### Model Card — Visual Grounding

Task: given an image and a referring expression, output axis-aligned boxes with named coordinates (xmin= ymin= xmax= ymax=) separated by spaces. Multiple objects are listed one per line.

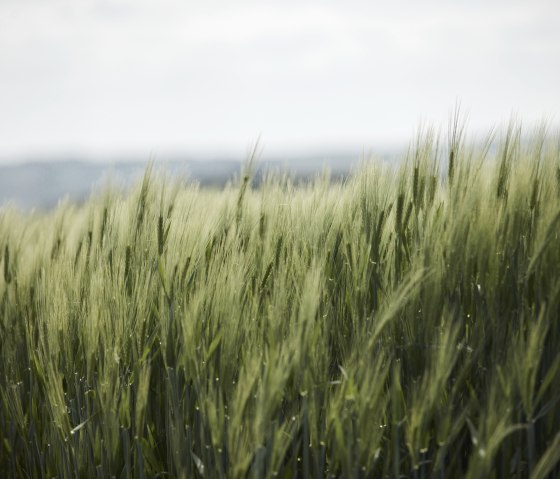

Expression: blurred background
xmin=1 ymin=0 xmax=559 ymax=209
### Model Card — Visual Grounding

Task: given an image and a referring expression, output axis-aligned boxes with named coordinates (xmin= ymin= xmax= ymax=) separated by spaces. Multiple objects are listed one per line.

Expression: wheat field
xmin=1 ymin=122 xmax=560 ymax=478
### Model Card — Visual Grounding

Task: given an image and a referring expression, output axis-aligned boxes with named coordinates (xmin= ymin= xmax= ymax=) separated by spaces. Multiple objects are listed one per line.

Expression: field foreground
xmin=1 ymin=126 xmax=560 ymax=478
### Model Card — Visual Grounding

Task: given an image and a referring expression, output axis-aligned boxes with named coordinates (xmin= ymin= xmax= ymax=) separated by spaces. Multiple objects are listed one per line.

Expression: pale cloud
xmin=0 ymin=0 xmax=559 ymax=159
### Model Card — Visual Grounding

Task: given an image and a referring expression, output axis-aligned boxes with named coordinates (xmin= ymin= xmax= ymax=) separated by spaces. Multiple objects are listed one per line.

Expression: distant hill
xmin=0 ymin=155 xmax=381 ymax=210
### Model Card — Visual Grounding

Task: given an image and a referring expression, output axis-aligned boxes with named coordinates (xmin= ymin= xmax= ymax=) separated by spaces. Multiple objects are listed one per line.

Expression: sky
xmin=1 ymin=0 xmax=559 ymax=162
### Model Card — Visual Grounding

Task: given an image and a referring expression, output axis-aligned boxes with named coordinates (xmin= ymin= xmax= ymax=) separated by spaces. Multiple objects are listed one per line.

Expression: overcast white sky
xmin=1 ymin=0 xmax=559 ymax=161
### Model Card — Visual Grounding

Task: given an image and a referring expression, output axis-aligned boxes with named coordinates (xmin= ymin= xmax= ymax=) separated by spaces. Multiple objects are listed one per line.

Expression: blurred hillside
xmin=0 ymin=155 xmax=374 ymax=210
